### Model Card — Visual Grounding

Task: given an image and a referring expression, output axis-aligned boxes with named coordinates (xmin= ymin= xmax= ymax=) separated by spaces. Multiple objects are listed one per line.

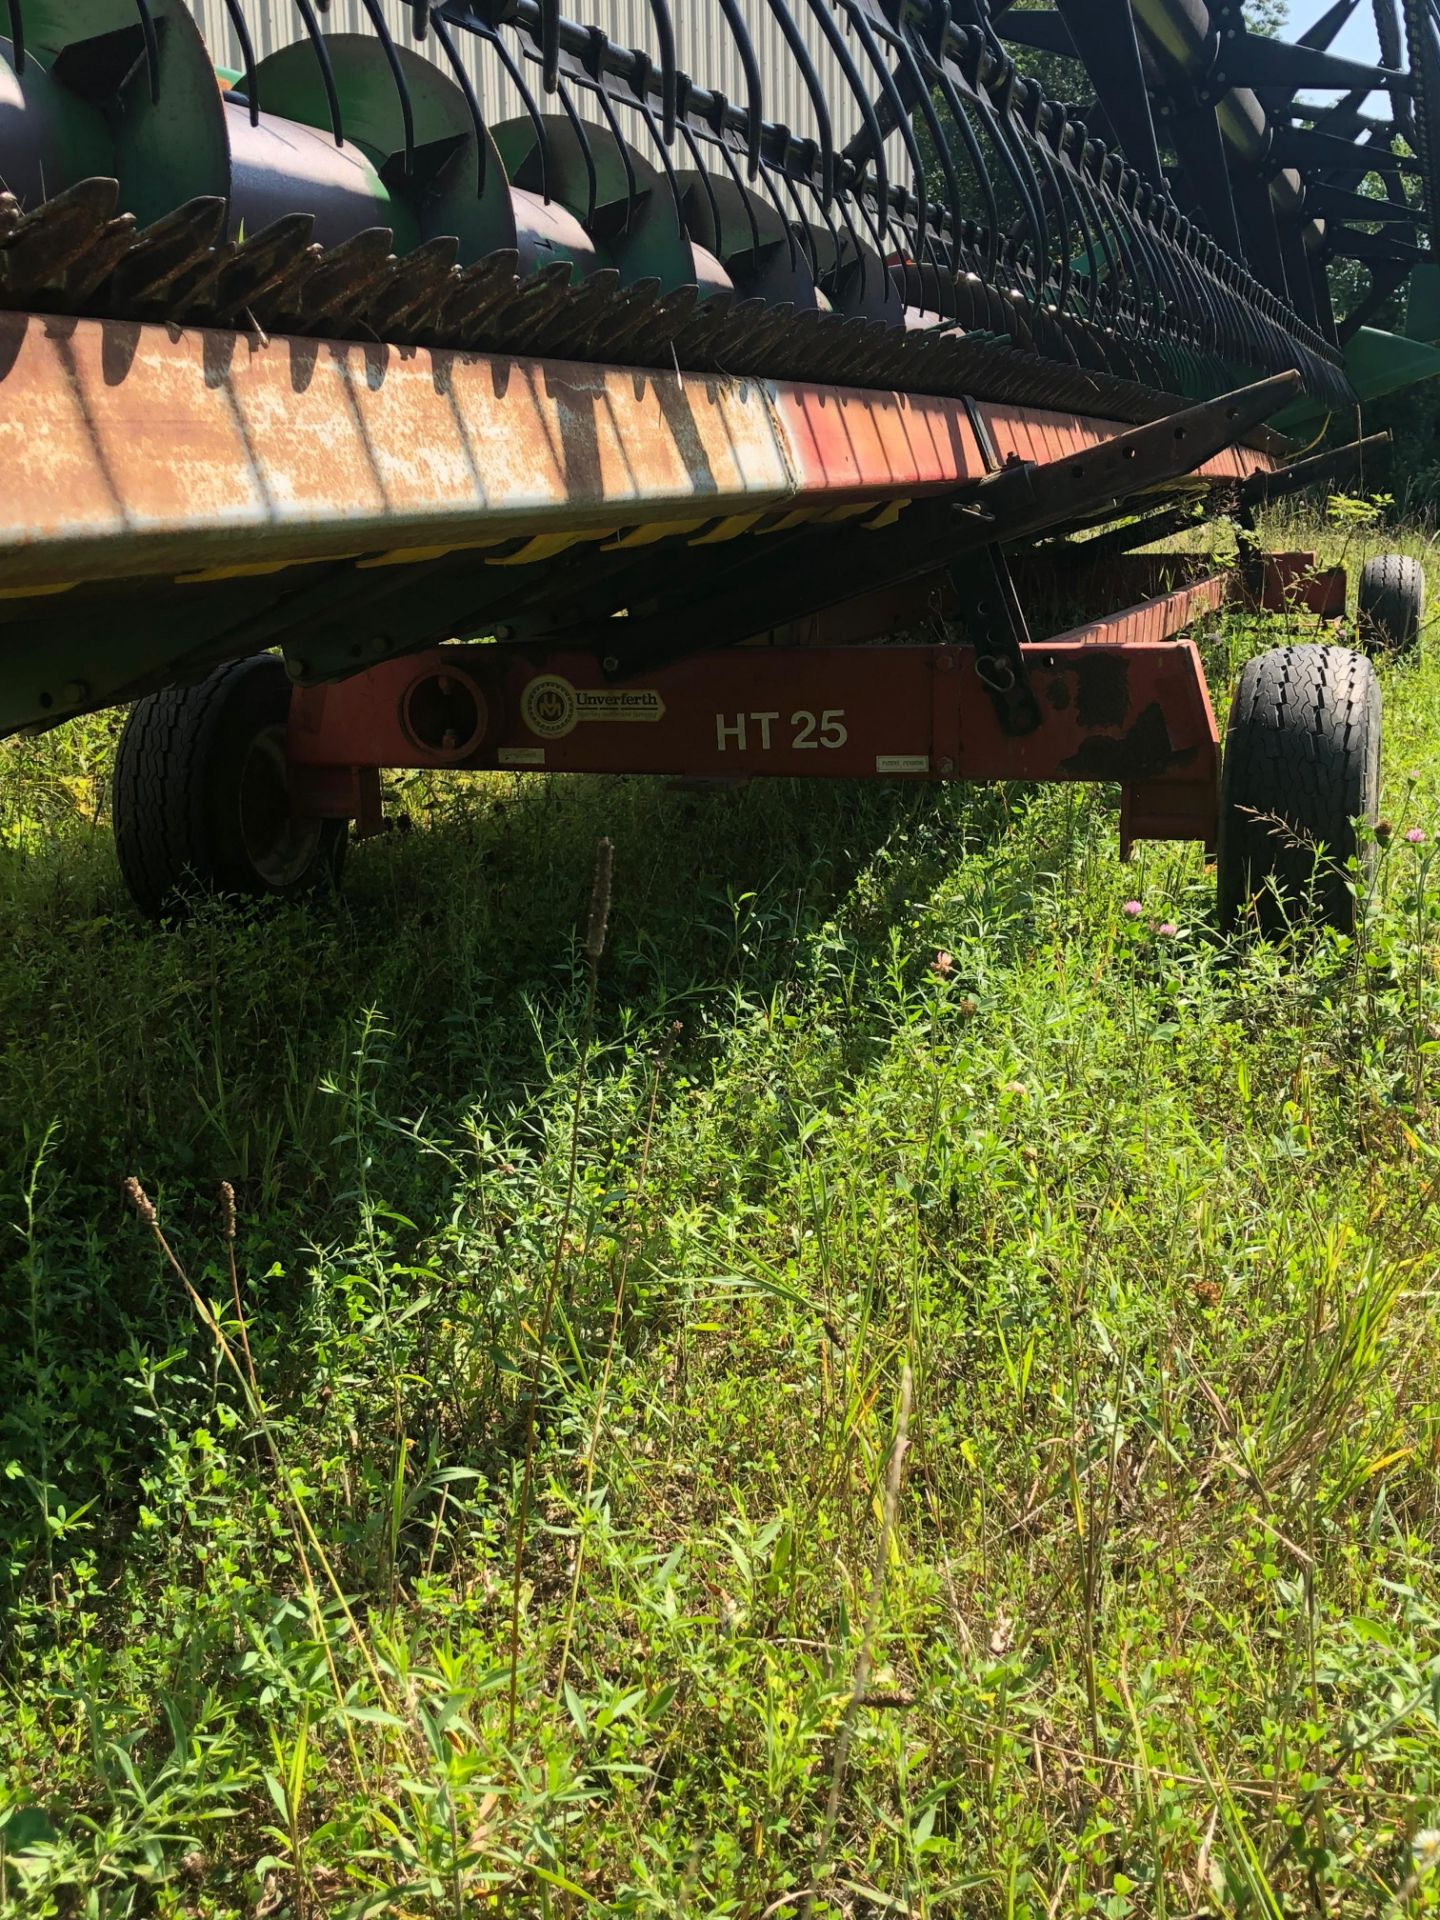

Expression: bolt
xmin=287 ymin=659 xmax=309 ymax=681
xmin=938 ymin=757 xmax=954 ymax=776
xmin=441 ymin=728 xmax=458 ymax=752
xmin=603 ymin=655 xmax=620 ymax=674
xmin=935 ymin=652 xmax=954 ymax=672
xmin=61 ymin=679 xmax=89 ymax=705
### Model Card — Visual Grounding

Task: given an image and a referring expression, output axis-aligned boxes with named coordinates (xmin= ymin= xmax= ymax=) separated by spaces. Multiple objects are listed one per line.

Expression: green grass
xmin=4 ymin=511 xmax=1440 ymax=1918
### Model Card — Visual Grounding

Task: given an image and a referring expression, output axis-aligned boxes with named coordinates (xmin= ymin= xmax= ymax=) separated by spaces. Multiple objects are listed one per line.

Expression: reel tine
xmin=757 ymin=157 xmax=801 ymax=271
xmin=1018 ymin=86 xmax=1075 ymax=317
xmin=801 ymin=0 xmax=890 ymax=231
xmin=880 ymin=12 xmax=968 ymax=282
xmin=6 ymin=0 xmax=22 ymax=75
xmin=648 ymin=0 xmax=678 ymax=145
xmin=221 ymin=0 xmax=261 ymax=125
xmin=594 ymin=86 xmax=640 ymax=236
xmin=711 ymin=131 xmax=765 ymax=256
xmin=482 ymin=23 xmax=551 ymax=203
xmin=359 ymin=0 xmax=415 ymax=177
xmin=974 ymin=53 xmax=1050 ymax=308
xmin=775 ymin=160 xmax=819 ymax=273
xmin=555 ymin=74 xmax=599 ymax=230
xmin=428 ymin=10 xmax=489 ymax=196
xmin=133 ymin=0 xmax=161 ymax=105
xmin=1071 ymin=133 xmax=1130 ymax=335
xmin=634 ymin=91 xmax=689 ymax=240
xmin=837 ymin=0 xmax=933 ymax=285
xmin=676 ymin=111 xmax=727 ymax=260
xmin=763 ymin=0 xmax=835 ymax=208
xmin=292 ymin=0 xmax=344 ymax=146
xmin=921 ymin=12 xmax=1000 ymax=283
xmin=716 ymin=0 xmax=764 ymax=179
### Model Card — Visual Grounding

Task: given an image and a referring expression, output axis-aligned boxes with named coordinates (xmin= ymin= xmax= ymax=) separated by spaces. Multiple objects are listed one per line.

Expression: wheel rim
xmin=238 ymin=724 xmax=324 ymax=888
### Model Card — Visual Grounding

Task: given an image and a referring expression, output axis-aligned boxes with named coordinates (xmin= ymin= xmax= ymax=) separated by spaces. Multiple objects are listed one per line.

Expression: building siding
xmin=181 ymin=2 xmax=889 ymax=160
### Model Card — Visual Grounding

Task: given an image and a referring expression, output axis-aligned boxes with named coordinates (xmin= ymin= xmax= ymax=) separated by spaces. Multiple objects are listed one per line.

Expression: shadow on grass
xmin=0 ymin=767 xmax=1030 ymax=1267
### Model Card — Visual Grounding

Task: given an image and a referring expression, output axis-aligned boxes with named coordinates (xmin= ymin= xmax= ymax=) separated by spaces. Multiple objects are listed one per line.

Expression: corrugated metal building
xmin=182 ymin=2 xmax=848 ymax=150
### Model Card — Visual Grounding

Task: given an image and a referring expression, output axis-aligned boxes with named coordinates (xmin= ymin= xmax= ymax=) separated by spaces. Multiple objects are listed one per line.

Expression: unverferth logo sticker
xmin=521 ymin=675 xmax=665 ymax=739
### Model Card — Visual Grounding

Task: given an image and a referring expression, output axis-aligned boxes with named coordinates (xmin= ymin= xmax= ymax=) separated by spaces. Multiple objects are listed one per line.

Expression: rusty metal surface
xmin=1248 ymin=551 xmax=1348 ymax=618
xmin=0 ymin=311 xmax=800 ymax=591
xmin=1044 ymin=573 xmax=1229 ymax=650
xmin=979 ymin=401 xmax=1274 ymax=487
xmin=769 ymin=384 xmax=988 ymax=499
xmin=0 ymin=312 xmax=1281 ymax=597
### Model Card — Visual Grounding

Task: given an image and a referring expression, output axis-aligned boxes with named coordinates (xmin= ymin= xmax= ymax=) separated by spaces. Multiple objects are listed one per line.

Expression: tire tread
xmin=1357 ymin=552 xmax=1424 ymax=657
xmin=1217 ymin=643 xmax=1380 ymax=933
xmin=112 ymin=656 xmax=345 ymax=917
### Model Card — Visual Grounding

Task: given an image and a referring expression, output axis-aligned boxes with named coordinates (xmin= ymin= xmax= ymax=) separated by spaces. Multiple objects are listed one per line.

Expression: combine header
xmin=0 ymin=0 xmax=1434 ymax=927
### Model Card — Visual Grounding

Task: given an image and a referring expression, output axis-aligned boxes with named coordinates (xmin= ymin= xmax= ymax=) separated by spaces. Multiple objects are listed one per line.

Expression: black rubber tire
xmin=1217 ymin=644 xmax=1381 ymax=936
xmin=112 ymin=654 xmax=347 ymax=918
xmin=1357 ymin=552 xmax=1425 ymax=658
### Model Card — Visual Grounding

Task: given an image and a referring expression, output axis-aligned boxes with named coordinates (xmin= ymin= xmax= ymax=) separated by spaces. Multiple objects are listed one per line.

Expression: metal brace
xmin=962 ymin=545 xmax=1043 ymax=735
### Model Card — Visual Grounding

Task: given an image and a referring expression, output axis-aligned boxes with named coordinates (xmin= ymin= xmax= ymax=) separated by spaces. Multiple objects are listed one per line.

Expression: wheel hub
xmin=238 ymin=724 xmax=324 ymax=889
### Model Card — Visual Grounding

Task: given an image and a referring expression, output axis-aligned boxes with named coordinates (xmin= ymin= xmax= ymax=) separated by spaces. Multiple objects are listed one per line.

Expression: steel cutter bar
xmin=0 ymin=312 xmax=1276 ymax=600
xmin=0 ymin=0 xmax=1357 ymax=419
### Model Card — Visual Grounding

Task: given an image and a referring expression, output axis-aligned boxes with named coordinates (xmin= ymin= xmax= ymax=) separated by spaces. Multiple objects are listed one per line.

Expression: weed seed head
xmin=585 ymin=837 xmax=614 ymax=962
xmin=124 ymin=1176 xmax=156 ymax=1225
xmin=1376 ymin=819 xmax=1394 ymax=843
xmin=219 ymin=1180 xmax=236 ymax=1242
xmin=1123 ymin=900 xmax=1143 ymax=918
xmin=931 ymin=950 xmax=954 ymax=978
xmin=1407 ymin=827 xmax=1427 ymax=845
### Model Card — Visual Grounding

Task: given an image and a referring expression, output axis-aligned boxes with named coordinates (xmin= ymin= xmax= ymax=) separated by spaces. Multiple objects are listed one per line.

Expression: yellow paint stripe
xmin=356 ymin=545 xmax=456 ymax=570
xmin=357 ymin=534 xmax=521 ymax=568
xmin=602 ymin=518 xmax=709 ymax=550
xmin=0 ymin=580 xmax=75 ymax=600
xmin=175 ymin=559 xmax=318 ymax=584
xmin=759 ymin=508 xmax=824 ymax=534
xmin=486 ymin=530 xmax=615 ymax=567
xmin=858 ymin=497 xmax=911 ymax=529
xmin=688 ymin=512 xmax=768 ymax=546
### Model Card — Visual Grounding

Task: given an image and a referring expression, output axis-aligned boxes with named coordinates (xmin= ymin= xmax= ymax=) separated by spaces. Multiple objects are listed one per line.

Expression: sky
xmin=1280 ymin=2 xmax=1390 ymax=117
xmin=1303 ymin=3 xmax=1380 ymax=65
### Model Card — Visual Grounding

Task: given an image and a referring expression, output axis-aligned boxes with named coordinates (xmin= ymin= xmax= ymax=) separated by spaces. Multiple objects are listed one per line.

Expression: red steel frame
xmin=287 ymin=571 xmax=1214 ymax=852
xmin=284 ymin=550 xmax=1348 ymax=858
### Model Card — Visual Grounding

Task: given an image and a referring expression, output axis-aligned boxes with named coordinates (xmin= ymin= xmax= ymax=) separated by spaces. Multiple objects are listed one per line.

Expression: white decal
xmin=715 ymin=708 xmax=849 ymax=752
